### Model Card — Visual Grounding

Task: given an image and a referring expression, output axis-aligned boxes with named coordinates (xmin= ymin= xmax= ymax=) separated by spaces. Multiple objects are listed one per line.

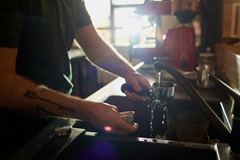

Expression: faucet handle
xmin=208 ymin=75 xmax=240 ymax=107
xmin=209 ymin=75 xmax=240 ymax=118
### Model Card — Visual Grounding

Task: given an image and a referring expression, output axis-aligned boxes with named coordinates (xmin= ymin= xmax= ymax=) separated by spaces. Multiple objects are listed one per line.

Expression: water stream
xmin=150 ymin=100 xmax=157 ymax=138
xmin=157 ymin=71 xmax=162 ymax=87
xmin=149 ymin=70 xmax=163 ymax=138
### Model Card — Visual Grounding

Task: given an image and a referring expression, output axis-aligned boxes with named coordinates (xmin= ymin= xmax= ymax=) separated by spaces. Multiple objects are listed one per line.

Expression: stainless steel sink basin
xmin=102 ymin=95 xmax=228 ymax=140
xmin=73 ymin=95 xmax=228 ymax=140
xmin=59 ymin=95 xmax=230 ymax=160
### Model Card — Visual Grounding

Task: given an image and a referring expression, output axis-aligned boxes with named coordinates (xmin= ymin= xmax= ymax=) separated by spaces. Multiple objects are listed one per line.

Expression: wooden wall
xmin=222 ymin=0 xmax=240 ymax=38
xmin=215 ymin=43 xmax=240 ymax=93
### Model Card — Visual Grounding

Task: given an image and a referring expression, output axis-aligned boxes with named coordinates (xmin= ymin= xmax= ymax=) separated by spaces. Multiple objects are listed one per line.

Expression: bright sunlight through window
xmin=85 ymin=0 xmax=155 ymax=46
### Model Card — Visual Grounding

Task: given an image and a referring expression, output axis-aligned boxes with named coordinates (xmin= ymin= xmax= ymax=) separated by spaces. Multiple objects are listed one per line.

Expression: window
xmin=85 ymin=0 xmax=154 ymax=46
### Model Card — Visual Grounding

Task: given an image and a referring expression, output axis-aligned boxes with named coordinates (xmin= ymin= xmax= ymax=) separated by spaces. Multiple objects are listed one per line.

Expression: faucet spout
xmin=154 ymin=61 xmax=231 ymax=142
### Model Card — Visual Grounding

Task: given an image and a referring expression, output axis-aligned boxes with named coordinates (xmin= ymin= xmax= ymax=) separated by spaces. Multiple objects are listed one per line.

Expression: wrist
xmin=123 ymin=67 xmax=137 ymax=79
xmin=77 ymin=100 xmax=99 ymax=122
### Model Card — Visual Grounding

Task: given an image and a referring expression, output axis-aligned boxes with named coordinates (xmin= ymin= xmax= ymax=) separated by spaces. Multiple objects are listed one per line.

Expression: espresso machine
xmin=134 ymin=0 xmax=204 ymax=71
xmin=162 ymin=0 xmax=203 ymax=71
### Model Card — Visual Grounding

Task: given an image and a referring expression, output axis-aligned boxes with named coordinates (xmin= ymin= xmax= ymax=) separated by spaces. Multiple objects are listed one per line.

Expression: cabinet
xmin=222 ymin=0 xmax=240 ymax=38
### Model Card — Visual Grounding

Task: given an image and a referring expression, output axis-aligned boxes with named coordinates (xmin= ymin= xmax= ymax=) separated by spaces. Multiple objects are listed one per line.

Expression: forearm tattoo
xmin=24 ymin=90 xmax=77 ymax=114
xmin=26 ymin=105 xmax=55 ymax=116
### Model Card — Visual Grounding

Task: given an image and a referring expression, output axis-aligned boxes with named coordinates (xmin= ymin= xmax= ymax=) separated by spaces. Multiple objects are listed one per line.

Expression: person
xmin=0 ymin=0 xmax=150 ymax=138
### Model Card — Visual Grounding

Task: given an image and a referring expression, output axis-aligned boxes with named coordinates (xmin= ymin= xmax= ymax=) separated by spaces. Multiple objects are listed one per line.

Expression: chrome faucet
xmin=154 ymin=61 xmax=240 ymax=158
xmin=154 ymin=62 xmax=233 ymax=136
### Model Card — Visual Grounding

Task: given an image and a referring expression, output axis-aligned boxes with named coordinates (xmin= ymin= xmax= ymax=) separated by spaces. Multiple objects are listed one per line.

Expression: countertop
xmin=86 ymin=63 xmax=232 ymax=116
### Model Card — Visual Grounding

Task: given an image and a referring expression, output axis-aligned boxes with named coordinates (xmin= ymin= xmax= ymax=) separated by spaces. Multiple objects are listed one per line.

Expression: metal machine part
xmin=209 ymin=75 xmax=240 ymax=158
xmin=55 ymin=126 xmax=72 ymax=137
xmin=149 ymin=81 xmax=176 ymax=100
xmin=196 ymin=51 xmax=216 ymax=89
xmin=120 ymin=111 xmax=135 ymax=125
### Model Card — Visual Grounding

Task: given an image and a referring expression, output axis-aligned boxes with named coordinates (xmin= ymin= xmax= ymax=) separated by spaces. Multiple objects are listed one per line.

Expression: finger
xmin=113 ymin=122 xmax=139 ymax=135
xmin=127 ymin=92 xmax=148 ymax=101
xmin=111 ymin=106 xmax=119 ymax=112
xmin=132 ymin=123 xmax=139 ymax=130
xmin=139 ymin=79 xmax=151 ymax=89
xmin=124 ymin=122 xmax=139 ymax=134
xmin=104 ymin=103 xmax=119 ymax=112
xmin=132 ymin=80 xmax=142 ymax=92
xmin=124 ymin=90 xmax=135 ymax=99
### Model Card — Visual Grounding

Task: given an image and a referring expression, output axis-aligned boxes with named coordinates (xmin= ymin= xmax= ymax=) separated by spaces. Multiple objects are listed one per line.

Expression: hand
xmin=87 ymin=102 xmax=139 ymax=135
xmin=124 ymin=72 xmax=150 ymax=100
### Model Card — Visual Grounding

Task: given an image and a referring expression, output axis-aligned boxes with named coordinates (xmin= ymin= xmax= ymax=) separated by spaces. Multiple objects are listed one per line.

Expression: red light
xmin=104 ymin=126 xmax=112 ymax=132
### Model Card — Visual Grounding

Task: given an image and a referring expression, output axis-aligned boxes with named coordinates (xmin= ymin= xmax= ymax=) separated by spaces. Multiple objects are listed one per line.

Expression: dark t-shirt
xmin=0 ymin=0 xmax=92 ymax=94
xmin=0 ymin=1 xmax=92 ymax=157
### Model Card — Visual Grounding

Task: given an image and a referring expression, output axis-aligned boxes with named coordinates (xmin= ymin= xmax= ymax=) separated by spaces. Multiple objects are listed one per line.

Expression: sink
xmin=74 ymin=96 xmax=227 ymax=139
xmin=57 ymin=95 xmax=230 ymax=160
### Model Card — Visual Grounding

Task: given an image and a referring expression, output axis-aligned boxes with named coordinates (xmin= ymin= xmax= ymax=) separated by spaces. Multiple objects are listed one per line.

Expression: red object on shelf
xmin=162 ymin=26 xmax=197 ymax=71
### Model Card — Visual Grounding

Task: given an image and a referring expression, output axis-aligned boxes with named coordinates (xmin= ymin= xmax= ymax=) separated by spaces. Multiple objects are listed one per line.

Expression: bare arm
xmin=75 ymin=24 xmax=150 ymax=96
xmin=0 ymin=47 xmax=88 ymax=119
xmin=75 ymin=25 xmax=133 ymax=78
xmin=0 ymin=47 xmax=137 ymax=135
